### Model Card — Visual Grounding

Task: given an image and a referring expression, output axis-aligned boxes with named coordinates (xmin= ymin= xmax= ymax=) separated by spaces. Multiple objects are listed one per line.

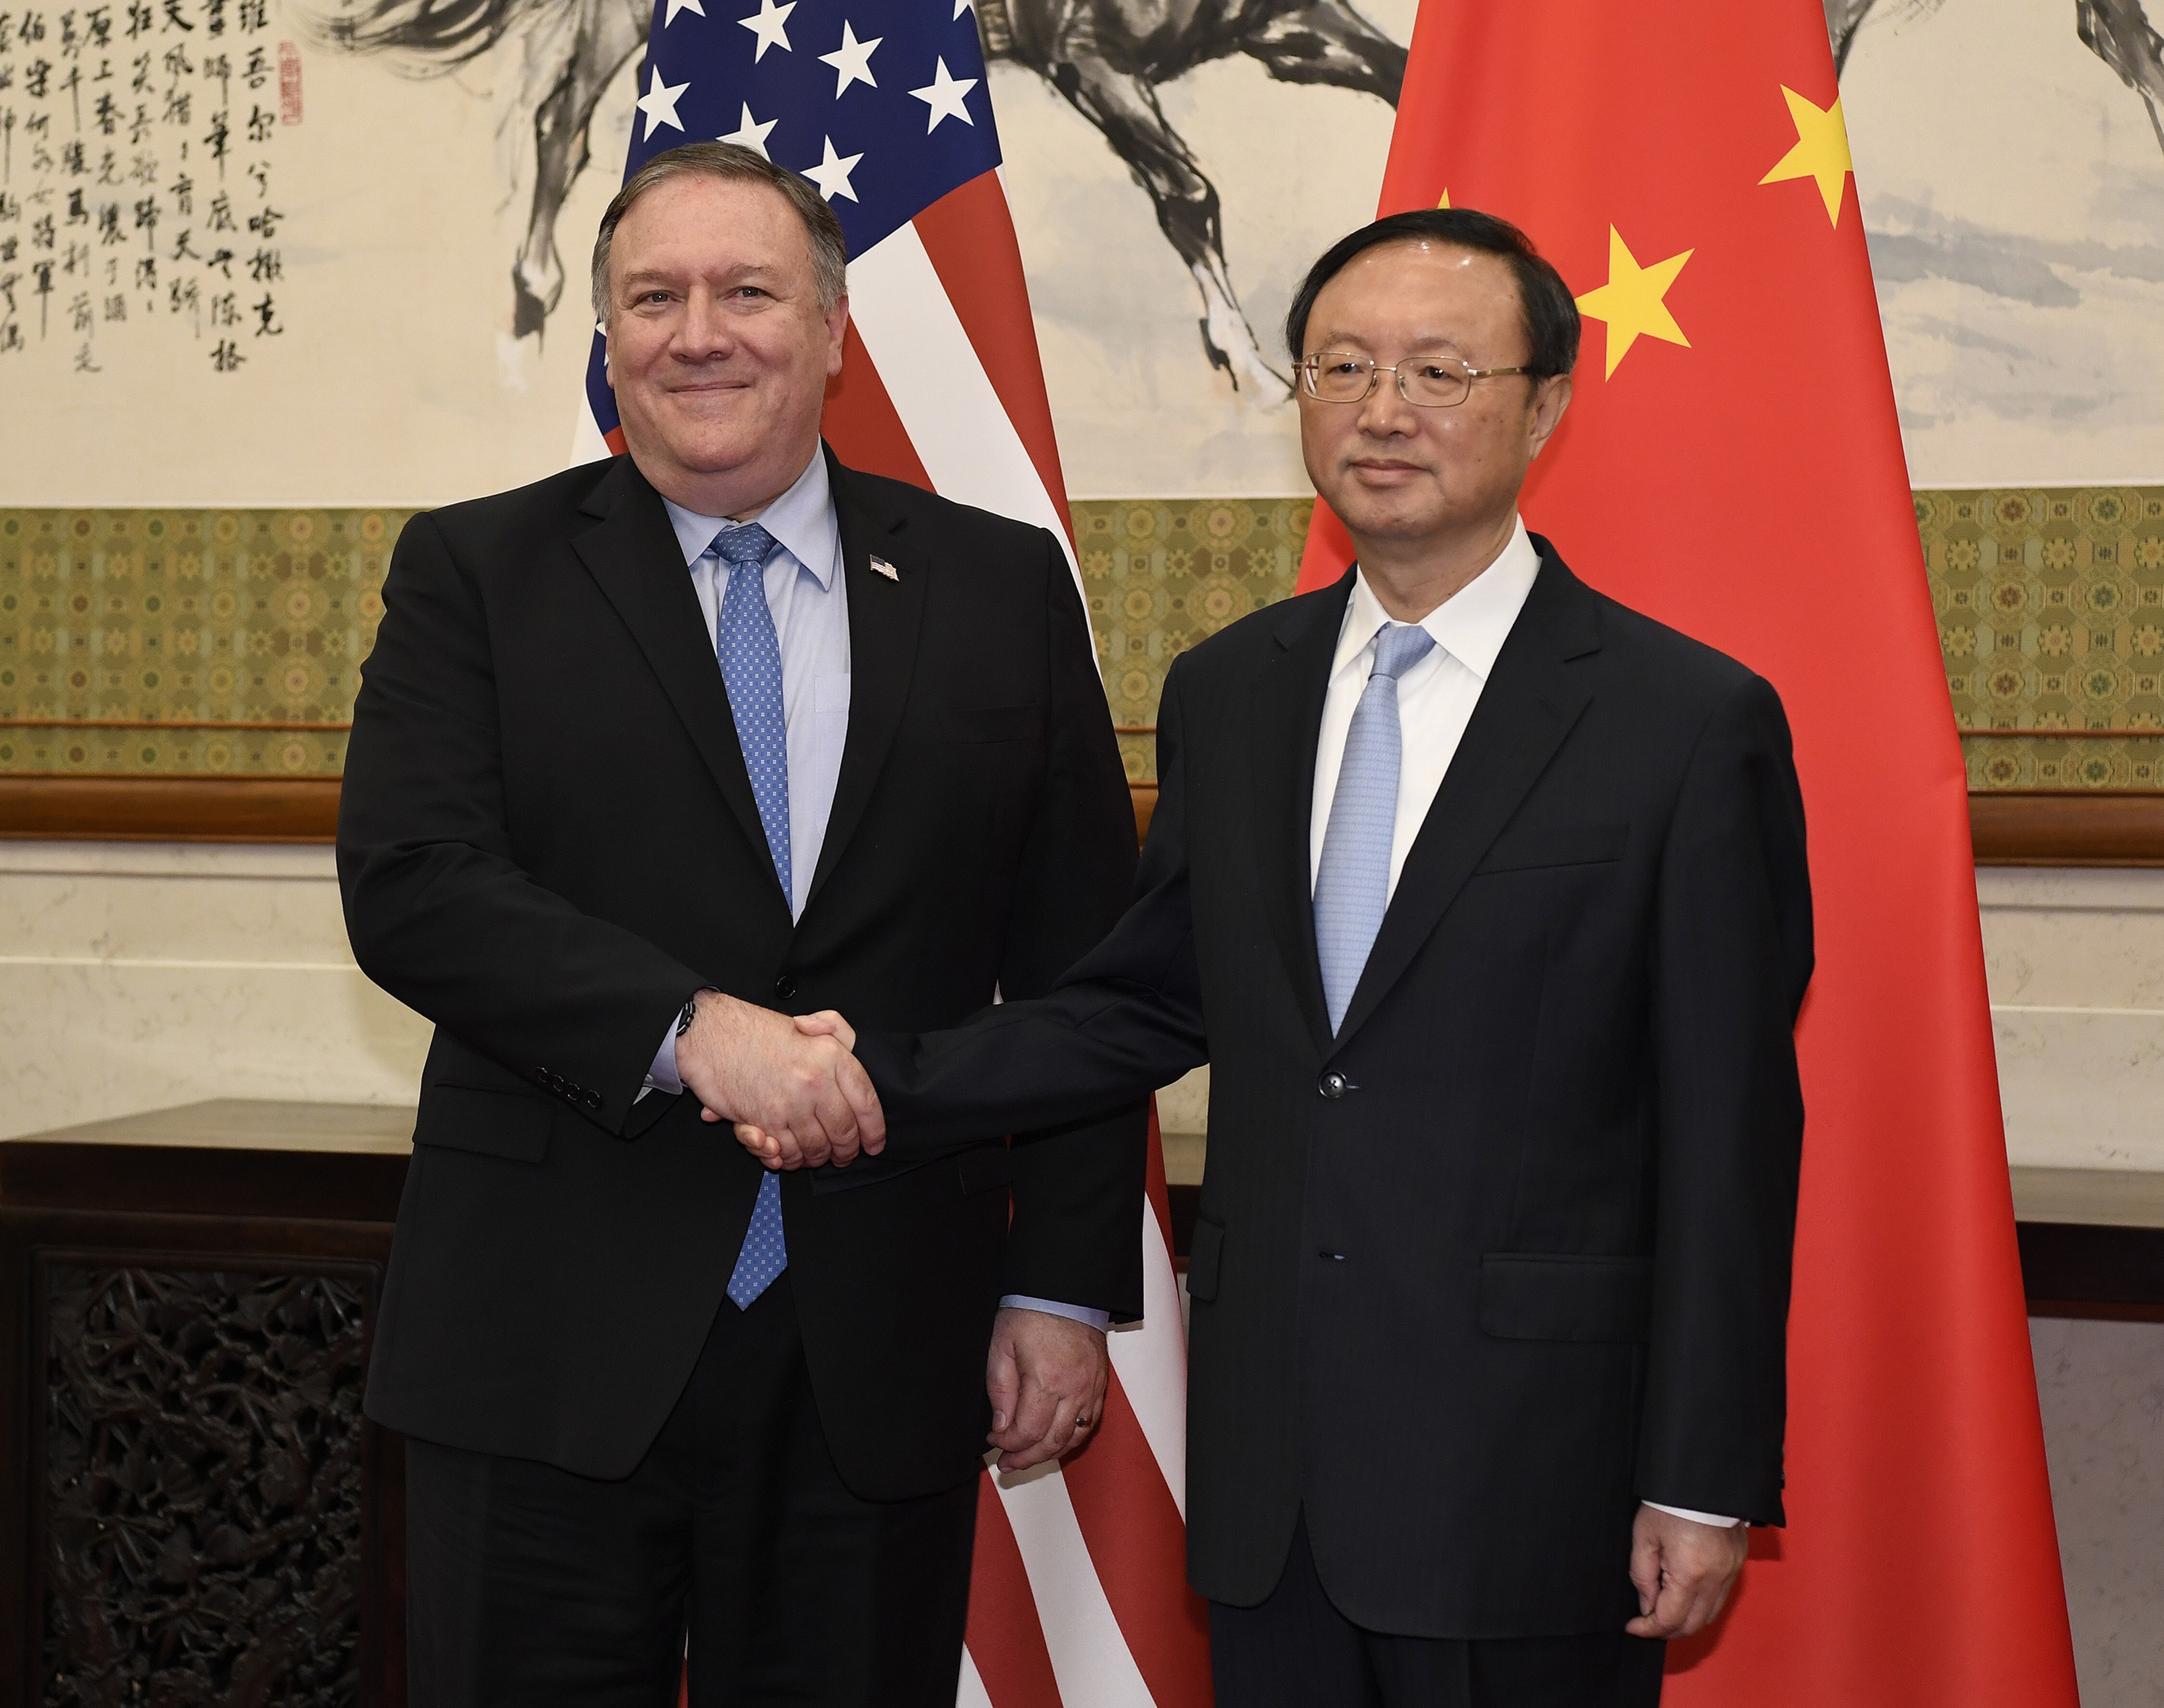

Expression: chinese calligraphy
xmin=0 ymin=0 xmax=296 ymax=374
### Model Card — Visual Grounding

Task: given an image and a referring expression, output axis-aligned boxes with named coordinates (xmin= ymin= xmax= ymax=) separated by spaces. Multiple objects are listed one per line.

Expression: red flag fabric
xmin=1294 ymin=4 xmax=2078 ymax=1703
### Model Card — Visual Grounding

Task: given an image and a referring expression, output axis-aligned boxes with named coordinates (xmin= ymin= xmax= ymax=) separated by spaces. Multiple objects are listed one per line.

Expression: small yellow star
xmin=1437 ymin=188 xmax=1450 ymax=208
xmin=1759 ymin=86 xmax=1854 ymax=226
xmin=1573 ymin=226 xmax=1693 ymax=380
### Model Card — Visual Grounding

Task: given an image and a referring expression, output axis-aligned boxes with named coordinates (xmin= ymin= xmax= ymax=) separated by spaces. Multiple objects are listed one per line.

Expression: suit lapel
xmin=570 ymin=454 xmax=788 ymax=917
xmin=1252 ymin=575 xmax=1354 ymax=1059
xmin=1331 ymin=548 xmax=1603 ymax=1049
xmin=803 ymin=447 xmax=928 ymax=912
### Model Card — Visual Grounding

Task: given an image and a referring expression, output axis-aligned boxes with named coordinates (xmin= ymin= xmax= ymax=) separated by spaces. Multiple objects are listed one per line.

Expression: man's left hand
xmin=1625 ymin=1505 xmax=1749 ymax=1639
xmin=986 ymin=1306 xmax=1109 ymax=1473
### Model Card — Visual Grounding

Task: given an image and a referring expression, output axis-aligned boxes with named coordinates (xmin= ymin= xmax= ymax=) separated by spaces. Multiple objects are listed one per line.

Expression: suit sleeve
xmin=856 ymin=647 xmax=1210 ymax=1178
xmin=988 ymin=534 xmax=1150 ymax=1318
xmin=337 ymin=512 xmax=703 ymax=1131
xmin=1634 ymin=671 xmax=1813 ymax=1526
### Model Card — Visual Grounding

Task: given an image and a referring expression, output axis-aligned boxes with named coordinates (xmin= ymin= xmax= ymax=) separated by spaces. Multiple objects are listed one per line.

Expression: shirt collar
xmin=659 ymin=448 xmax=839 ymax=590
xmin=1333 ymin=516 xmax=1542 ymax=686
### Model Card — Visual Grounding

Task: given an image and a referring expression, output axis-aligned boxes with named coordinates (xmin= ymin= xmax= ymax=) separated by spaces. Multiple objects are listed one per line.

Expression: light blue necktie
xmin=1313 ymin=621 xmax=1436 ymax=1035
xmin=712 ymin=521 xmax=792 ymax=1310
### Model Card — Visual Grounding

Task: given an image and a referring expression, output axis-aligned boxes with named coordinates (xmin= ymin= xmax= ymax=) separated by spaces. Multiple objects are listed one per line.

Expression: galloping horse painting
xmin=323 ymin=0 xmax=2164 ymax=406
xmin=326 ymin=0 xmax=1405 ymax=394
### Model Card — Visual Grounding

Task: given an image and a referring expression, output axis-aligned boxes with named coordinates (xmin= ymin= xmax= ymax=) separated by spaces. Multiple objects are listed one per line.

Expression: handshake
xmin=675 ymin=990 xmax=883 ymax=1171
xmin=674 ymin=990 xmax=1107 ymax=1471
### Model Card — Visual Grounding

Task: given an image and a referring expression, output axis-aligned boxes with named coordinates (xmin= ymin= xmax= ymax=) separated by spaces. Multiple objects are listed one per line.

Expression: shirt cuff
xmin=999 ymin=1295 xmax=1111 ymax=1332
xmin=644 ymin=1019 xmax=684 ymax=1096
xmin=1642 ymin=1501 xmax=1744 ymax=1528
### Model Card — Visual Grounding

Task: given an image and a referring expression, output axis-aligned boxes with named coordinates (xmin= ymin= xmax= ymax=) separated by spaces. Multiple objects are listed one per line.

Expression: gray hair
xmin=590 ymin=142 xmax=849 ymax=323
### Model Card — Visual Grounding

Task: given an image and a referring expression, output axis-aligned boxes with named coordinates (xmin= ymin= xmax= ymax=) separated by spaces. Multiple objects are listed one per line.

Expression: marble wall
xmin=0 ymin=841 xmax=429 ymax=1142
xmin=1984 ymin=869 xmax=2164 ymax=1172
xmin=8 ymin=849 xmax=2164 ymax=1173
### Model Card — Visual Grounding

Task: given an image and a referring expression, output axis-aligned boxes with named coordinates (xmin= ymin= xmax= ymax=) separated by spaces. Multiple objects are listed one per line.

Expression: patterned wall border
xmin=0 ymin=509 xmax=390 ymax=779
xmin=5 ymin=491 xmax=2162 ymax=793
xmin=1925 ymin=488 xmax=2164 ymax=789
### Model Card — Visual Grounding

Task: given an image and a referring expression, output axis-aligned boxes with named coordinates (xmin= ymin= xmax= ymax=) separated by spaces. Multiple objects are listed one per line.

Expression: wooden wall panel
xmin=9 ymin=777 xmax=2164 ymax=865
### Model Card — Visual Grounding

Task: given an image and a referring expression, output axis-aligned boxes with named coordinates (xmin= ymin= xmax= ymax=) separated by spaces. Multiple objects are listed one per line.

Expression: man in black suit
xmin=337 ymin=142 xmax=1145 ymax=1706
xmin=774 ymin=209 xmax=1812 ymax=1707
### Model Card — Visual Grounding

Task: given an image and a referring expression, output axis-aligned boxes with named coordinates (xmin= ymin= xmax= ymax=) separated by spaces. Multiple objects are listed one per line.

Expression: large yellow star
xmin=1573 ymin=226 xmax=1693 ymax=379
xmin=1759 ymin=86 xmax=1854 ymax=226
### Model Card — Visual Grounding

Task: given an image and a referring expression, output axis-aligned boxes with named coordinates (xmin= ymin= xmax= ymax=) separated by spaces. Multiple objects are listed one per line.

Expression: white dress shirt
xmin=1306 ymin=517 xmax=1740 ymax=1531
xmin=1308 ymin=518 xmax=1542 ymax=905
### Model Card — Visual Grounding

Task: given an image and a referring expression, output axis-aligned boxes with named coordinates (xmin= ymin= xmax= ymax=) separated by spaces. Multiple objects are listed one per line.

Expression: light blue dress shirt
xmin=668 ymin=450 xmax=853 ymax=923
xmin=640 ymin=450 xmax=1103 ymax=1332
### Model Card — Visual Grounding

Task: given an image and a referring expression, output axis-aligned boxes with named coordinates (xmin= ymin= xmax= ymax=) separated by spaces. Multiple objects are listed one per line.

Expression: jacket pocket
xmin=1480 ymin=1252 xmax=1652 ymax=1343
xmin=1187 ymin=1212 xmax=1225 ymax=1303
xmin=414 ymin=1083 xmax=554 ymax=1165
xmin=1474 ymin=822 xmax=1628 ymax=875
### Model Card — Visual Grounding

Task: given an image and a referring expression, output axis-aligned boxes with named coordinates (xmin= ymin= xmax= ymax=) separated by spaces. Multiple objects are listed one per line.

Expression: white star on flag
xmin=720 ymin=102 xmax=778 ymax=159
xmin=736 ymin=0 xmax=794 ymax=61
xmin=662 ymin=0 xmax=703 ymax=24
xmin=801 ymin=136 xmax=864 ymax=201
xmin=907 ymin=57 xmax=978 ymax=131
xmin=634 ymin=65 xmax=690 ymax=139
xmin=818 ymin=21 xmax=882 ymax=98
xmin=951 ymin=0 xmax=973 ymax=17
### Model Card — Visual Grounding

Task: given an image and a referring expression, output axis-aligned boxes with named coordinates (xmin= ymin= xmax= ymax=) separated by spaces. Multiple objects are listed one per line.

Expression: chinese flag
xmin=1297 ymin=3 xmax=2080 ymax=1704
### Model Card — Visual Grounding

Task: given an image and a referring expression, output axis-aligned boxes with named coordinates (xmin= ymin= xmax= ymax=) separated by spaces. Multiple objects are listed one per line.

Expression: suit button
xmin=1318 ymin=1071 xmax=1347 ymax=1100
xmin=583 ymin=1089 xmax=603 ymax=1112
xmin=774 ymin=973 xmax=797 ymax=1001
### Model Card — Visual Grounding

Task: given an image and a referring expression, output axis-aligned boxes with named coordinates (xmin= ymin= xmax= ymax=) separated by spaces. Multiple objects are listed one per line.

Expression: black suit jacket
xmin=856 ymin=540 xmax=1812 ymax=1634
xmin=339 ymin=446 xmax=1145 ymax=1498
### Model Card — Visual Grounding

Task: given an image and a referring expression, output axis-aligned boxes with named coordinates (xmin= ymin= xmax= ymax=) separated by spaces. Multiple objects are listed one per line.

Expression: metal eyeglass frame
xmin=1296 ymin=352 xmax=1537 ymax=408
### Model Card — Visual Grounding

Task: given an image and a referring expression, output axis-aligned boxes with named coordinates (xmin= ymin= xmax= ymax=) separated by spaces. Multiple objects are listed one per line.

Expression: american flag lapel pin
xmin=870 ymin=555 xmax=900 ymax=582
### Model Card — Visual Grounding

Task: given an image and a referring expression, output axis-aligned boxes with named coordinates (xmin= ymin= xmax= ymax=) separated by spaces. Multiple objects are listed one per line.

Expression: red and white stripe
xmin=964 ymin=1109 xmax=1210 ymax=1708
xmin=593 ymin=167 xmax=1211 ymax=1708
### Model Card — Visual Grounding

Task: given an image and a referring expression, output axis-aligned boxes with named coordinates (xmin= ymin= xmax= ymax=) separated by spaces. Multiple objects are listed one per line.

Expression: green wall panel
xmin=6 ymin=490 xmax=2161 ymax=788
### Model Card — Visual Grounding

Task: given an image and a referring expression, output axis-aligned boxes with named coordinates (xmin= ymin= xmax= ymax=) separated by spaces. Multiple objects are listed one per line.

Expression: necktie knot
xmin=710 ymin=522 xmax=779 ymax=568
xmin=1370 ymin=621 xmax=1435 ymax=683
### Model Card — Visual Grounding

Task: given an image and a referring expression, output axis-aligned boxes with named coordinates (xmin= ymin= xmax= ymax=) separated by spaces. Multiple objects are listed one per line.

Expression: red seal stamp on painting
xmin=279 ymin=43 xmax=303 ymax=125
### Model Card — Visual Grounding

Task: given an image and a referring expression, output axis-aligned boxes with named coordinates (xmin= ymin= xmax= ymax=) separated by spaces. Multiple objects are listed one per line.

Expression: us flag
xmin=572 ymin=2 xmax=1212 ymax=1704
xmin=572 ymin=0 xmax=1067 ymax=568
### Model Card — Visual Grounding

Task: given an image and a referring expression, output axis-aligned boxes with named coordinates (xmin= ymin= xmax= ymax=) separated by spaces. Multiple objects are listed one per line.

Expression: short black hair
xmin=1283 ymin=208 xmax=1580 ymax=380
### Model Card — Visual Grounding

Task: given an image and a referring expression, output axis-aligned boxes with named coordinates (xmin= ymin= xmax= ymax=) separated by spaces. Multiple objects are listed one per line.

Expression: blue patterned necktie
xmin=711 ymin=521 xmax=792 ymax=1310
xmin=1313 ymin=621 xmax=1436 ymax=1035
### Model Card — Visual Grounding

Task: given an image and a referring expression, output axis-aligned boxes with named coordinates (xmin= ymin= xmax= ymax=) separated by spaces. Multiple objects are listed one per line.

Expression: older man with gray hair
xmin=339 ymin=141 xmax=1145 ymax=1707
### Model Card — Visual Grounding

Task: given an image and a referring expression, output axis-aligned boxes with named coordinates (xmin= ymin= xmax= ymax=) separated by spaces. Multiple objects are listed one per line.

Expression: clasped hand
xmin=717 ymin=1013 xmax=1111 ymax=1471
xmin=677 ymin=994 xmax=885 ymax=1170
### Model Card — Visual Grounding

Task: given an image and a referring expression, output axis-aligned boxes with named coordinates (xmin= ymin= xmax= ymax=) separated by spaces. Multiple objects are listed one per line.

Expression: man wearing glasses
xmin=782 ymin=208 xmax=1814 ymax=1707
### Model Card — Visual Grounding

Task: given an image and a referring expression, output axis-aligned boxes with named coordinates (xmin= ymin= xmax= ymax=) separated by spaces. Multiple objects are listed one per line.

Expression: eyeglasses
xmin=1296 ymin=352 xmax=1536 ymax=409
